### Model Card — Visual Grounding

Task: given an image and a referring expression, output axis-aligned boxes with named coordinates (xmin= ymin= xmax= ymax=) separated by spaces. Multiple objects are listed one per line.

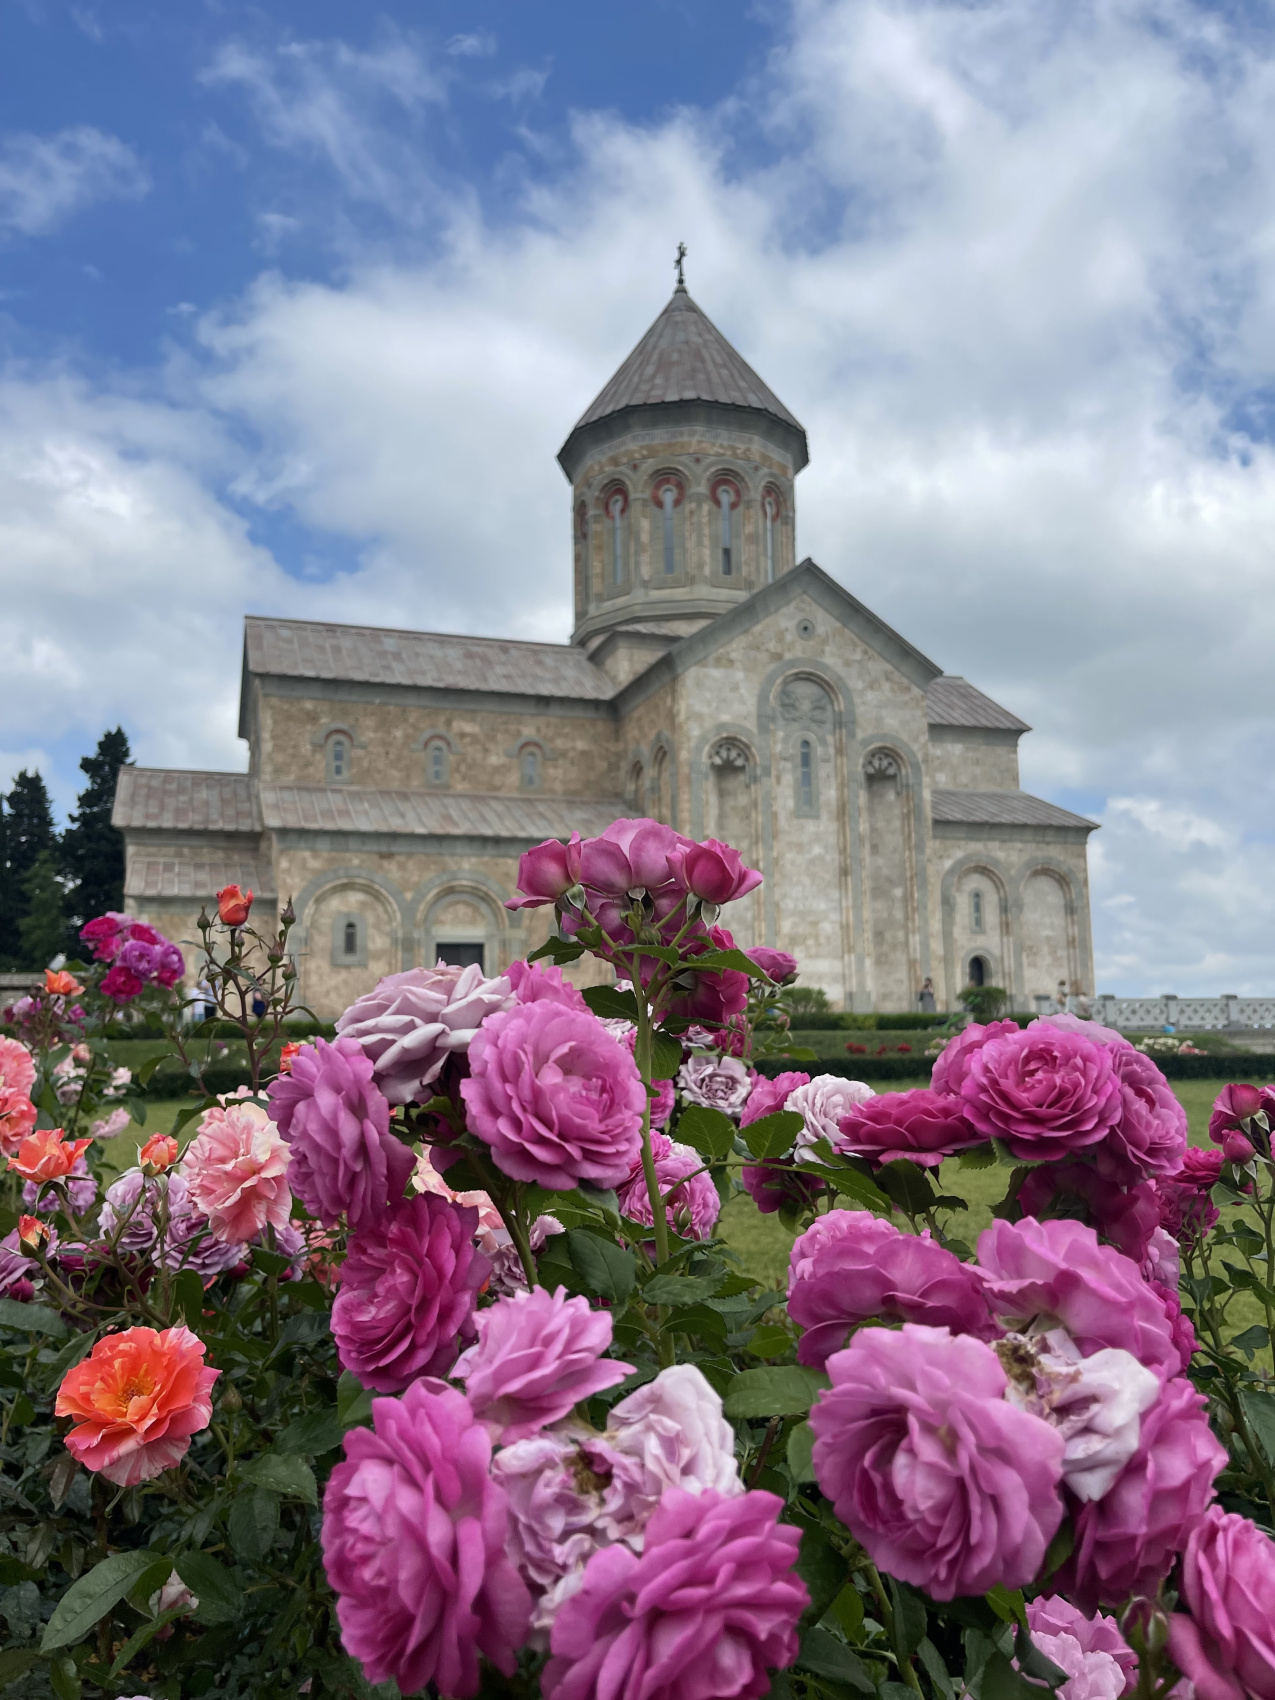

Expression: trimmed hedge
xmin=785 ymin=1011 xmax=956 ymax=1032
xmin=756 ymin=1051 xmax=1275 ymax=1083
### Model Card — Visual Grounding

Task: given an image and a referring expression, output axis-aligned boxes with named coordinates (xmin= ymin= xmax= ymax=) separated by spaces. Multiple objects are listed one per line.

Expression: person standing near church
xmin=918 ymin=977 xmax=936 ymax=1012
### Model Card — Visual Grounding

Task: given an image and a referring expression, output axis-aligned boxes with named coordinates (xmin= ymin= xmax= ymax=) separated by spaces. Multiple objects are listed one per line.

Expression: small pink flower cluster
xmin=322 ymin=1286 xmax=807 ymax=1699
xmin=80 ymin=911 xmax=184 ymax=1003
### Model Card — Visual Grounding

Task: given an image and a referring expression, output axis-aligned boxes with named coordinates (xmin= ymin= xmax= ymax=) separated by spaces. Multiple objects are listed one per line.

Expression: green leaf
xmin=1230 ymin=1324 xmax=1270 ymax=1360
xmin=175 ymin=1550 xmax=244 ymax=1626
xmin=797 ymin=1162 xmax=893 ymax=1212
xmin=797 ymin=1527 xmax=850 ymax=1626
xmin=723 ymin=1365 xmax=830 ymax=1419
xmin=787 ymin=1419 xmax=817 ymax=1483
xmin=42 ymin=1549 xmax=164 ymax=1651
xmin=582 ymin=985 xmax=640 ymax=1022
xmin=649 ymin=1030 xmax=684 ymax=1081
xmin=642 ymin=1271 xmax=724 ymax=1306
xmin=797 ymin=1627 xmax=875 ymax=1692
xmin=109 ymin=1603 xmax=190 ymax=1677
xmin=0 ymin=1299 xmax=67 ymax=1339
xmin=242 ymin=1454 xmax=318 ymax=1504
xmin=337 ymin=1371 xmax=374 ymax=1429
xmin=890 ymin=1578 xmax=929 ymax=1655
xmin=874 ymin=1159 xmax=939 ymax=1215
xmin=0 ymin=1650 xmax=40 ymax=1686
xmin=677 ymin=1104 xmax=736 ymax=1162
xmin=685 ymin=947 xmax=769 ymax=979
xmin=47 ymin=1653 xmax=81 ymax=1700
xmin=136 ymin=1053 xmax=166 ymax=1087
xmin=252 ymin=1247 xmax=291 ymax=1277
xmin=1241 ymin=1389 xmax=1275 ymax=1463
xmin=527 ymin=935 xmax=586 ymax=966
xmin=170 ymin=1267 xmax=205 ymax=1329
xmin=664 ymin=1303 xmax=728 ymax=1344
xmin=957 ymin=1143 xmax=997 ymax=1169
xmin=1039 ymin=1519 xmax=1075 ymax=1581
xmin=823 ymin=1583 xmax=864 ymax=1642
xmin=228 ymin=1485 xmax=279 ymax=1560
xmin=566 ymin=1229 xmax=636 ymax=1303
xmin=742 ymin=1111 xmax=804 ymax=1161
xmin=1014 ymin=1626 xmax=1070 ymax=1690
xmin=985 ymin=1586 xmax=1028 ymax=1631
xmin=275 ymin=1407 xmax=344 ymax=1455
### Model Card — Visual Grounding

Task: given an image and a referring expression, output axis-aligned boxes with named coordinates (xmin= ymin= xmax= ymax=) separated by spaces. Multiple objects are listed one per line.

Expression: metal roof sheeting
xmin=926 ymin=676 xmax=1029 ymax=733
xmin=125 ymin=854 xmax=276 ymax=900
xmin=244 ymin=618 xmax=615 ymax=701
xmin=112 ymin=769 xmax=260 ymax=833
xmin=259 ymin=785 xmax=624 ymax=841
xmin=932 ymin=789 xmax=1096 ymax=830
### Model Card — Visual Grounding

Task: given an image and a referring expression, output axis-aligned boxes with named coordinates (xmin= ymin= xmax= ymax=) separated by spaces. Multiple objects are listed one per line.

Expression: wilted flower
xmin=56 ymin=1325 xmax=219 ymax=1486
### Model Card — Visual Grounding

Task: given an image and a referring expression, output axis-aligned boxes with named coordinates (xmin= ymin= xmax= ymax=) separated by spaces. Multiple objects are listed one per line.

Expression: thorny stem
xmin=864 ymin=1562 xmax=924 ymax=1697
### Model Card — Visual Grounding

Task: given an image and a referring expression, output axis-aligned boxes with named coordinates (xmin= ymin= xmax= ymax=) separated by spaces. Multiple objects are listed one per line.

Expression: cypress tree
xmin=17 ymin=851 xmax=68 ymax=970
xmin=63 ymin=727 xmax=132 ymax=941
xmin=0 ymin=770 xmax=58 ymax=969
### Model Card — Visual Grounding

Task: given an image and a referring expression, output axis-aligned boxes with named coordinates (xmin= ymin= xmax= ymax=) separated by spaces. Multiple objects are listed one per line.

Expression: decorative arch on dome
xmin=708 ymin=473 xmax=744 ymax=581
xmin=649 ymin=469 xmax=687 ymax=579
xmin=600 ymin=481 xmax=630 ymax=592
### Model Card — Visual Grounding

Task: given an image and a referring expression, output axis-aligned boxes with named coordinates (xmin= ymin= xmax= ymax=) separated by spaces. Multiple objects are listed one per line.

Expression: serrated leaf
xmin=957 ymin=1143 xmax=997 ymax=1169
xmin=337 ymin=1371 xmax=374 ymax=1429
xmin=0 ymin=1298 xmax=67 ymax=1338
xmin=42 ymin=1549 xmax=164 ymax=1650
xmin=527 ymin=936 xmax=586 ymax=966
xmin=642 ymin=1271 xmax=724 ymax=1305
xmin=242 ymin=1454 xmax=317 ymax=1504
xmin=252 ymin=1247 xmax=291 ymax=1277
xmin=1241 ymin=1389 xmax=1275 ymax=1463
xmin=677 ymin=1104 xmax=736 ymax=1162
xmin=787 ymin=1419 xmax=817 ymax=1483
xmin=175 ymin=1549 xmax=244 ymax=1626
xmin=742 ymin=1110 xmax=804 ymax=1161
xmin=228 ymin=1485 xmax=279 ymax=1559
xmin=582 ymin=985 xmax=640 ymax=1022
xmin=797 ymin=1627 xmax=874 ymax=1692
xmin=566 ymin=1229 xmax=635 ymax=1303
xmin=874 ymin=1158 xmax=939 ymax=1215
xmin=170 ymin=1267 xmax=205 ymax=1329
xmin=275 ymin=1407 xmax=344 ymax=1456
xmin=649 ymin=1030 xmax=683 ymax=1081
xmin=723 ymin=1365 xmax=830 ymax=1419
xmin=685 ymin=947 xmax=768 ymax=979
xmin=664 ymin=1302 xmax=728 ymax=1343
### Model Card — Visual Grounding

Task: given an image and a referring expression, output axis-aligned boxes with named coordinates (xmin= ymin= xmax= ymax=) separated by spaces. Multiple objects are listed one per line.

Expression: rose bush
xmin=0 ymin=819 xmax=1271 ymax=1700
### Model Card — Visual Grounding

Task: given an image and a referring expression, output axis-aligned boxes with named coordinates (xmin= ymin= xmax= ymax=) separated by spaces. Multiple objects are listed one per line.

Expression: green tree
xmin=63 ymin=726 xmax=132 ymax=942
xmin=17 ymin=850 xmax=68 ymax=969
xmin=0 ymin=768 xmax=59 ymax=968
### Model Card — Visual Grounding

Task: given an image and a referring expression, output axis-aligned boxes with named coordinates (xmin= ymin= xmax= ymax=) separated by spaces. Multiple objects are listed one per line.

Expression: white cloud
xmin=7 ymin=0 xmax=1275 ymax=991
xmin=0 ymin=126 xmax=149 ymax=236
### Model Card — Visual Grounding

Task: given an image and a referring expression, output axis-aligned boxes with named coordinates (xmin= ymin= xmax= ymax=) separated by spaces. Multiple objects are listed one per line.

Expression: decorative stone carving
xmin=863 ymin=750 xmax=900 ymax=782
xmin=777 ymin=678 xmax=832 ymax=732
xmin=709 ymin=740 xmax=750 ymax=771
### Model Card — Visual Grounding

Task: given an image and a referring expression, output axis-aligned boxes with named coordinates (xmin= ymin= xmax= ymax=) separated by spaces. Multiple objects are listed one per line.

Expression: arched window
xmin=630 ymin=762 xmax=645 ymax=812
xmin=424 ymin=739 xmax=449 ymax=788
xmin=798 ymin=739 xmax=814 ymax=811
xmin=763 ymin=489 xmax=779 ymax=583
xmin=331 ymin=911 xmax=365 ymax=966
xmin=520 ymin=747 xmax=541 ymax=790
xmin=605 ymin=488 xmax=627 ymax=586
xmin=325 ymin=733 xmax=352 ymax=785
xmin=651 ymin=475 xmax=684 ymax=578
xmin=343 ymin=920 xmax=357 ymax=955
xmin=968 ymin=955 xmax=988 ymax=987
xmin=971 ymin=890 xmax=985 ymax=932
xmin=713 ymin=480 xmax=739 ymax=576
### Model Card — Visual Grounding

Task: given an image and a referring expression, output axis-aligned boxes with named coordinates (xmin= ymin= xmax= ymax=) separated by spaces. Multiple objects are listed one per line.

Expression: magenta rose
xmin=507 ymin=958 xmax=589 ymax=1012
xmin=581 ymin=818 xmax=693 ymax=897
xmin=461 ymin=1001 xmax=645 ymax=1191
xmin=322 ymin=1380 xmax=530 ymax=1697
xmin=1095 ymin=1045 xmax=1187 ymax=1181
xmin=100 ymin=965 xmax=144 ymax=1004
xmin=266 ymin=1036 xmax=413 ymax=1231
xmin=1016 ymin=1162 xmax=1161 ymax=1265
xmin=1168 ymin=1506 xmax=1275 ymax=1700
xmin=506 ymin=832 xmax=583 ymax=910
xmin=960 ymin=1024 xmax=1123 ymax=1161
xmin=789 ymin=1211 xmax=997 ymax=1366
xmin=80 ymin=911 xmax=131 ymax=961
xmin=1156 ymin=1148 xmax=1223 ymax=1245
xmin=810 ymin=1324 xmax=1064 ymax=1599
xmin=1208 ymin=1081 xmax=1265 ymax=1144
xmin=741 ymin=1071 xmax=810 ymax=1127
xmin=663 ymin=924 xmax=750 ymax=1026
xmin=746 ymin=946 xmax=797 ymax=984
xmin=454 ymin=1285 xmax=633 ymax=1442
xmin=1059 ymin=1376 xmax=1227 ymax=1610
xmin=669 ymin=837 xmax=763 ymax=905
xmin=976 ymin=1218 xmax=1183 ymax=1381
xmin=930 ymin=1019 xmax=1021 ymax=1097
xmin=1027 ymin=1597 xmax=1136 ymax=1696
xmin=331 ymin=1194 xmax=489 ymax=1393
xmin=542 ymin=1488 xmax=805 ymax=1700
xmin=617 ymin=1133 xmax=721 ymax=1241
xmin=837 ymin=1087 xmax=984 ymax=1168
xmin=335 ymin=962 xmax=515 ymax=1106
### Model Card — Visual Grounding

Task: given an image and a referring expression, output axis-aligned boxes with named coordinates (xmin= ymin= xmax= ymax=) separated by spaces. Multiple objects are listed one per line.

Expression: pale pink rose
xmin=335 ymin=962 xmax=516 ymax=1105
xmin=1028 ymin=1632 xmax=1128 ymax=1700
xmin=676 ymin=1053 xmax=751 ymax=1116
xmin=412 ymin=1147 xmax=505 ymax=1235
xmin=787 ymin=1074 xmax=876 ymax=1155
xmin=90 ymin=1107 xmax=132 ymax=1140
xmin=606 ymin=1364 xmax=742 ymax=1522
xmin=179 ymin=1102 xmax=292 ymax=1244
xmin=1027 ymin=1597 xmax=1137 ymax=1696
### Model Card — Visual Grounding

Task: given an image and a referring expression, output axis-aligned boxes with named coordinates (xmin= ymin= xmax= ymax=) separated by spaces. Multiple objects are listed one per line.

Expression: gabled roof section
xmin=927 ymin=675 xmax=1029 ymax=733
xmin=932 ymin=789 xmax=1097 ymax=831
xmin=561 ymin=286 xmax=808 ymax=471
xmin=113 ymin=769 xmax=260 ymax=834
xmin=242 ymin=617 xmax=615 ymax=702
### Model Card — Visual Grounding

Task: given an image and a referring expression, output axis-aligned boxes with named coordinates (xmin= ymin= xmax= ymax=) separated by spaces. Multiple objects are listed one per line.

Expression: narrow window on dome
xmin=427 ymin=741 xmax=448 ymax=787
xmin=718 ymin=485 xmax=733 ymax=575
xmin=343 ymin=919 xmax=358 ymax=956
xmin=609 ymin=492 xmax=625 ymax=585
xmin=799 ymin=740 xmax=814 ymax=811
xmin=971 ymin=890 xmax=985 ymax=932
xmin=764 ymin=495 xmax=777 ymax=583
xmin=662 ymin=484 xmax=676 ymax=575
xmin=521 ymin=747 xmax=540 ymax=789
xmin=327 ymin=737 xmax=347 ymax=783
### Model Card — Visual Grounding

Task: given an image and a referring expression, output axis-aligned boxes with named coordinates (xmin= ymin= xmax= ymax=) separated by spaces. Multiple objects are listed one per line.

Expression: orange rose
xmin=139 ymin=1132 xmax=179 ymax=1173
xmin=17 ymin=1214 xmax=49 ymax=1249
xmin=278 ymin=1041 xmax=303 ymax=1075
xmin=56 ymin=1324 xmax=219 ymax=1486
xmin=216 ymin=884 xmax=253 ymax=927
xmin=45 ymin=969 xmax=84 ymax=996
xmin=8 ymin=1128 xmax=93 ymax=1182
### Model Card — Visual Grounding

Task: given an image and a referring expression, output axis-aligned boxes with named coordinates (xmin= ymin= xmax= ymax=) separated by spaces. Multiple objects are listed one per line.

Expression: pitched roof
xmin=112 ymin=769 xmax=261 ymax=833
xmin=931 ymin=789 xmax=1096 ymax=830
xmin=926 ymin=676 xmax=1029 ymax=733
xmin=243 ymin=618 xmax=614 ymax=702
xmin=125 ymin=851 xmax=276 ymax=901
xmin=569 ymin=287 xmax=806 ymax=438
xmin=259 ymin=785 xmax=623 ymax=841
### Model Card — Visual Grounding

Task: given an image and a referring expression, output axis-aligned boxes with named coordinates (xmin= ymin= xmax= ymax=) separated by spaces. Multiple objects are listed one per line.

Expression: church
xmin=112 ymin=275 xmax=1097 ymax=1018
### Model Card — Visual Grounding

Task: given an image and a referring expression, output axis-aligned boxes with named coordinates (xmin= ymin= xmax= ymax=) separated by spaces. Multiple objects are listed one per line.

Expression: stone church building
xmin=113 ymin=280 xmax=1096 ymax=1018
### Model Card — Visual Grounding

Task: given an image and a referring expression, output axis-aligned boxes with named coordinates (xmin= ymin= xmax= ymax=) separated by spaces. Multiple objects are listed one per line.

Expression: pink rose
xmin=454 ymin=1285 xmax=633 ymax=1442
xmin=1208 ymin=1082 xmax=1264 ymax=1143
xmin=101 ymin=964 xmax=144 ymax=1004
xmin=789 ymin=1212 xmax=998 ymax=1366
xmin=462 ymin=1001 xmax=645 ymax=1191
xmin=669 ymin=838 xmax=763 ymax=905
xmin=1156 ymin=1149 xmax=1223 ymax=1245
xmin=507 ymin=833 xmax=583 ymax=910
xmin=542 ymin=1489 xmax=805 ymax=1700
xmin=786 ymin=1073 xmax=876 ymax=1154
xmin=745 ymin=946 xmax=797 ymax=984
xmin=662 ymin=924 xmax=750 ymax=1026
xmin=1016 ymin=1162 xmax=1161 ymax=1265
xmin=0 ymin=1037 xmax=35 ymax=1100
xmin=1027 ymin=1597 xmax=1136 ymax=1696
xmin=336 ymin=962 xmax=515 ymax=1106
xmin=741 ymin=1070 xmax=810 ymax=1127
xmin=507 ymin=958 xmax=589 ymax=1011
xmin=1168 ymin=1506 xmax=1275 ymax=1700
xmin=617 ymin=1134 xmax=721 ymax=1241
xmin=0 ymin=1087 xmax=37 ymax=1159
xmin=321 ymin=1380 xmax=531 ymax=1697
xmin=1100 ymin=1045 xmax=1187 ymax=1180
xmin=930 ymin=1019 xmax=1021 ymax=1096
xmin=1059 ymin=1376 xmax=1227 ymax=1610
xmin=837 ymin=1087 xmax=984 ymax=1168
xmin=179 ymin=1102 xmax=292 ymax=1244
xmin=584 ymin=818 xmax=694 ymax=896
xmin=976 ymin=1217 xmax=1183 ymax=1381
xmin=606 ymin=1364 xmax=742 ymax=1517
xmin=810 ymin=1324 xmax=1064 ymax=1598
xmin=676 ymin=1053 xmax=751 ymax=1116
xmin=960 ymin=1025 xmax=1123 ymax=1161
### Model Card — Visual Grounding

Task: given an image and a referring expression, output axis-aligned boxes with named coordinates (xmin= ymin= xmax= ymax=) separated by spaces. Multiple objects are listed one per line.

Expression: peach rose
xmin=139 ymin=1133 xmax=179 ymax=1173
xmin=216 ymin=884 xmax=253 ymax=927
xmin=179 ymin=1101 xmax=292 ymax=1243
xmin=278 ymin=1041 xmax=303 ymax=1075
xmin=45 ymin=969 xmax=84 ymax=996
xmin=9 ymin=1128 xmax=93 ymax=1182
xmin=56 ymin=1324 xmax=219 ymax=1486
xmin=18 ymin=1215 xmax=50 ymax=1249
xmin=0 ymin=1037 xmax=35 ymax=1098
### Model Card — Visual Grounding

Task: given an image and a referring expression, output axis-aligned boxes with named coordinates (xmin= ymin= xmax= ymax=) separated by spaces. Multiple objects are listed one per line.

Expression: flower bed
xmin=0 ymin=841 xmax=1273 ymax=1700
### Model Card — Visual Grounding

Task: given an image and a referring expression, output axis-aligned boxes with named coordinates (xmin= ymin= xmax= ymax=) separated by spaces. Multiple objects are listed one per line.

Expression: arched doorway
xmin=967 ymin=954 xmax=988 ymax=987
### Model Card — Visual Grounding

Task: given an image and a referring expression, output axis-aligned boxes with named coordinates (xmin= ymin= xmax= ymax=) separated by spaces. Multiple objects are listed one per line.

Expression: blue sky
xmin=4 ymin=0 xmax=1275 ymax=994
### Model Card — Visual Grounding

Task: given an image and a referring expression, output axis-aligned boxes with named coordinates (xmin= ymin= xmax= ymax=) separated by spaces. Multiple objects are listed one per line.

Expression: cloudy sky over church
xmin=3 ymin=0 xmax=1274 ymax=995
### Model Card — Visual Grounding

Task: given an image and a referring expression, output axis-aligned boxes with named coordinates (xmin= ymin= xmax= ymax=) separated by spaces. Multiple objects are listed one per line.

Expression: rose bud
xmin=216 ymin=884 xmax=254 ymax=927
xmin=17 ymin=1214 xmax=50 ymax=1250
xmin=139 ymin=1133 xmax=180 ymax=1174
xmin=1223 ymin=1131 xmax=1256 ymax=1165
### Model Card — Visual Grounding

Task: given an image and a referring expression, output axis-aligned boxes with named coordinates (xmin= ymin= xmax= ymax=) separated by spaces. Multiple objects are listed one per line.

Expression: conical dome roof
xmin=560 ymin=284 xmax=807 ymax=472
